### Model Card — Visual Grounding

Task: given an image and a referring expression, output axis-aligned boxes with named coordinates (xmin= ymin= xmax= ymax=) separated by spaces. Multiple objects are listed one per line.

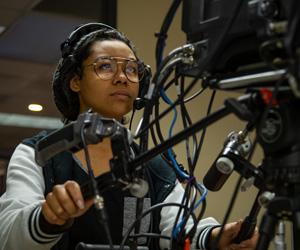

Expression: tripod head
xmin=258 ymin=97 xmax=300 ymax=194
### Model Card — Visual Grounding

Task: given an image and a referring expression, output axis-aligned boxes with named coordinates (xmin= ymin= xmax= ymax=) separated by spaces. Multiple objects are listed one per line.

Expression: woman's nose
xmin=113 ymin=62 xmax=127 ymax=84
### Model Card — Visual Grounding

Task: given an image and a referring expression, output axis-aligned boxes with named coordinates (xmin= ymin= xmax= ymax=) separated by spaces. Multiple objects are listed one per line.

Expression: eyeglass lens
xmin=95 ymin=58 xmax=143 ymax=83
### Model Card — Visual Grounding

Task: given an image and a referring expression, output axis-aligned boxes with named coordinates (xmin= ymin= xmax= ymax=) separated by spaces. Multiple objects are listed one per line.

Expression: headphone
xmin=58 ymin=22 xmax=152 ymax=110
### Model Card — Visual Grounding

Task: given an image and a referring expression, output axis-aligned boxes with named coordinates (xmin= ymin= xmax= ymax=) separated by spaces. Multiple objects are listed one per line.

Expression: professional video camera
xmin=180 ymin=0 xmax=299 ymax=93
xmin=176 ymin=1 xmax=300 ymax=249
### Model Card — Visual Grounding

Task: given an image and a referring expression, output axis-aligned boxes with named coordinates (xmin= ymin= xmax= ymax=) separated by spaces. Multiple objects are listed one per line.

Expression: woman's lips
xmin=111 ymin=90 xmax=131 ymax=99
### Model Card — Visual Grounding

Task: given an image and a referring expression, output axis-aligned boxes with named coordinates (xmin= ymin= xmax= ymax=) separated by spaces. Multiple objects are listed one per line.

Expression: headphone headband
xmin=60 ymin=23 xmax=120 ymax=59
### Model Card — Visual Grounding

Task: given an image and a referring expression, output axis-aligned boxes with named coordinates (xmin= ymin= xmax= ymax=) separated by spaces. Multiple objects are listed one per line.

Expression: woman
xmin=0 ymin=23 xmax=258 ymax=250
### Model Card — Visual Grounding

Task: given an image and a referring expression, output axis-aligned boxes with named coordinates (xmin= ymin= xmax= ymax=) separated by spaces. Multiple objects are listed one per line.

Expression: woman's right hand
xmin=41 ymin=180 xmax=94 ymax=226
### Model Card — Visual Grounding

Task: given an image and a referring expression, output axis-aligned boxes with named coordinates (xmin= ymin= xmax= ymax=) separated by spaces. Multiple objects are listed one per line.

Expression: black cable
xmin=178 ymin=75 xmax=198 ymax=172
xmin=169 ymin=197 xmax=200 ymax=250
xmin=172 ymin=180 xmax=207 ymax=247
xmin=153 ymin=58 xmax=183 ymax=100
xmin=130 ymin=197 xmax=145 ymax=250
xmin=135 ymin=80 xmax=206 ymax=139
xmin=154 ymin=73 xmax=181 ymax=146
xmin=186 ymin=180 xmax=207 ymax=240
xmin=172 ymin=211 xmax=198 ymax=250
xmin=133 ymin=74 xmax=209 ymax=248
xmin=176 ymin=183 xmax=196 ymax=241
xmin=136 ymin=0 xmax=245 ymax=139
xmin=80 ymin=124 xmax=114 ymax=249
xmin=134 ymin=90 xmax=153 ymax=250
xmin=184 ymin=88 xmax=205 ymax=103
xmin=129 ymin=109 xmax=136 ymax=131
xmin=211 ymin=172 xmax=244 ymax=250
xmin=285 ymin=0 xmax=300 ymax=58
xmin=154 ymin=99 xmax=166 ymax=144
xmin=153 ymin=46 xmax=185 ymax=86
xmin=80 ymin=124 xmax=98 ymax=194
xmin=134 ymin=1 xmax=249 ymax=248
xmin=258 ymin=38 xmax=287 ymax=70
xmin=168 ymin=174 xmax=204 ymax=248
xmin=168 ymin=187 xmax=191 ymax=250
xmin=160 ymin=78 xmax=176 ymax=104
xmin=174 ymin=0 xmax=249 ymax=245
xmin=192 ymin=90 xmax=216 ymax=170
xmin=120 ymin=202 xmax=187 ymax=250
xmin=182 ymin=181 xmax=194 ymax=221
xmin=150 ymin=125 xmax=159 ymax=147
xmin=155 ymin=0 xmax=183 ymax=69
xmin=128 ymin=233 xmax=170 ymax=240
xmin=136 ymin=58 xmax=186 ymax=142
xmin=146 ymin=59 xmax=183 ymax=158
xmin=153 ymin=71 xmax=197 ymax=182
xmin=147 ymin=75 xmax=193 ymax=183
xmin=134 ymin=84 xmax=152 ymax=250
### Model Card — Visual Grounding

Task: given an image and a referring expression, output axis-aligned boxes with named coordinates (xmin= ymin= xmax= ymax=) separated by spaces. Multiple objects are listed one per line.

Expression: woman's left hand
xmin=209 ymin=220 xmax=259 ymax=250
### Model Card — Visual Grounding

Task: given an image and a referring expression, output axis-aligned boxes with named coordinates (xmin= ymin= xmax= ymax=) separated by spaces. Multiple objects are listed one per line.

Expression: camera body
xmin=180 ymin=0 xmax=289 ymax=78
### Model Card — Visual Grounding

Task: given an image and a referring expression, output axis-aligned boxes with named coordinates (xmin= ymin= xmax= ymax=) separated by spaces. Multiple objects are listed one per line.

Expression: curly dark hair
xmin=52 ymin=25 xmax=138 ymax=124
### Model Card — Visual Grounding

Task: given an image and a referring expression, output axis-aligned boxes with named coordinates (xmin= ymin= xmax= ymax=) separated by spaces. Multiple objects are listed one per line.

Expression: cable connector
xmin=182 ymin=44 xmax=195 ymax=55
xmin=94 ymin=194 xmax=104 ymax=210
xmin=94 ymin=194 xmax=110 ymax=224
xmin=181 ymin=56 xmax=194 ymax=65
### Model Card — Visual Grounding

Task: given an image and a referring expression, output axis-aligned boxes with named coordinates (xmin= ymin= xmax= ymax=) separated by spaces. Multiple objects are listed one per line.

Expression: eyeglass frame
xmin=81 ymin=56 xmax=146 ymax=83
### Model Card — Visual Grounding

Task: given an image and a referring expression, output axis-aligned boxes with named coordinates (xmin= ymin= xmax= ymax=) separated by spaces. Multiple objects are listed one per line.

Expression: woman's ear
xmin=70 ymin=74 xmax=81 ymax=92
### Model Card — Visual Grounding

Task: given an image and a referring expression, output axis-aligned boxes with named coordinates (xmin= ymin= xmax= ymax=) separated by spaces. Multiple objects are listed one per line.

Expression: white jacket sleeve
xmin=0 ymin=144 xmax=62 ymax=250
xmin=159 ymin=180 xmax=220 ymax=250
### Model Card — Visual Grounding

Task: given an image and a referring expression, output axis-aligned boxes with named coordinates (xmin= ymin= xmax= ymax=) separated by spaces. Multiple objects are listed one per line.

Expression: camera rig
xmin=177 ymin=0 xmax=300 ymax=249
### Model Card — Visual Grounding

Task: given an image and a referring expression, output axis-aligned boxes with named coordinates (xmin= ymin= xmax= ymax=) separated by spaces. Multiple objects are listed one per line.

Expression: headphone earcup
xmin=134 ymin=65 xmax=152 ymax=110
xmin=138 ymin=64 xmax=152 ymax=98
xmin=58 ymin=55 xmax=77 ymax=75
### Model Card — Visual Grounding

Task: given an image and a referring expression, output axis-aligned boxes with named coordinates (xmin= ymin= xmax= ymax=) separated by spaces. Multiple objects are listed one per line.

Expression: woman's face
xmin=70 ymin=39 xmax=139 ymax=122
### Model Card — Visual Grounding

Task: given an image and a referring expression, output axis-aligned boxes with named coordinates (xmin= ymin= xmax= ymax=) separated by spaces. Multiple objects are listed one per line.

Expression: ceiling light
xmin=0 ymin=26 xmax=6 ymax=35
xmin=28 ymin=104 xmax=43 ymax=111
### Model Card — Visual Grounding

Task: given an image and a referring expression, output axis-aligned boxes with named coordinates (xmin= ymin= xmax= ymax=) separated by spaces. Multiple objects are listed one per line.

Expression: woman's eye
xmin=99 ymin=63 xmax=112 ymax=70
xmin=126 ymin=64 xmax=137 ymax=74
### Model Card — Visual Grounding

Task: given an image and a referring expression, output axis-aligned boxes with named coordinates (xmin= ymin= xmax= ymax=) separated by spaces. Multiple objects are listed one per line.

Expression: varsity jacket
xmin=0 ymin=130 xmax=219 ymax=250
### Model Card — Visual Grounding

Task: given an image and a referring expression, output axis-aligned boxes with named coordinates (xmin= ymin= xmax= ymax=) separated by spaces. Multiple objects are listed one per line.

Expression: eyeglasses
xmin=82 ymin=56 xmax=146 ymax=83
